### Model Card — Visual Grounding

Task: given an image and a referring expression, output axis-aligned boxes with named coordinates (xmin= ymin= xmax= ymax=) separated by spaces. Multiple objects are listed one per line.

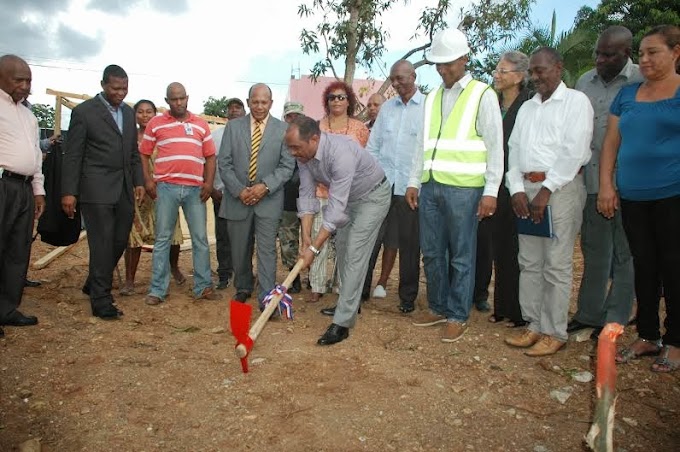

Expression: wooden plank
xmin=32 ymin=231 xmax=87 ymax=270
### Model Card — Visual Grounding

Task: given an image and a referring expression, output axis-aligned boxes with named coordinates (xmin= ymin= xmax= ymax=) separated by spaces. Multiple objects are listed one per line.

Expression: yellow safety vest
xmin=421 ymin=80 xmax=489 ymax=187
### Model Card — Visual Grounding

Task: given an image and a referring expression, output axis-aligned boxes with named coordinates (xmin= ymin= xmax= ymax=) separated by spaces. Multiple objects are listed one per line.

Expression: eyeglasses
xmin=327 ymin=94 xmax=348 ymax=102
xmin=492 ymin=69 xmax=521 ymax=75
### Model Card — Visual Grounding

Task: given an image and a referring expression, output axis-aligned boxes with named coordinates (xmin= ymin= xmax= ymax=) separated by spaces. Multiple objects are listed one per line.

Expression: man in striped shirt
xmin=140 ymin=82 xmax=218 ymax=305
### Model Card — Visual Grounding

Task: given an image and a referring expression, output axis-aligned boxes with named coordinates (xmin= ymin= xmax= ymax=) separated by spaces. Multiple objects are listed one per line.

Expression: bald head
xmin=366 ymin=93 xmax=386 ymax=122
xmin=0 ymin=54 xmax=32 ymax=103
xmin=390 ymin=58 xmax=417 ymax=102
xmin=248 ymin=83 xmax=274 ymax=121
xmin=166 ymin=82 xmax=186 ymax=98
xmin=165 ymin=82 xmax=188 ymax=119
xmin=595 ymin=26 xmax=633 ymax=82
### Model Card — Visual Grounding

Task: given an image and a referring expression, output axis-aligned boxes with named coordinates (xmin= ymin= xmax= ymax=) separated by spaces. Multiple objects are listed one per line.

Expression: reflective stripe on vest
xmin=421 ymin=80 xmax=489 ymax=187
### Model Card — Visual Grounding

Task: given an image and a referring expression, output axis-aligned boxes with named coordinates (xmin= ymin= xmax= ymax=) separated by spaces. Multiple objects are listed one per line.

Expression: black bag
xmin=37 ymin=142 xmax=82 ymax=246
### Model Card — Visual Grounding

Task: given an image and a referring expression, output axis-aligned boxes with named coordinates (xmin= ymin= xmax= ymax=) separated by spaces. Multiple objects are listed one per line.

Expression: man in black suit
xmin=61 ymin=65 xmax=144 ymax=319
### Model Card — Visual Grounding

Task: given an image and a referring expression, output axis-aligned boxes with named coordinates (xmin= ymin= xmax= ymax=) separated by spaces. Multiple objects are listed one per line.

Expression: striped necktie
xmin=248 ymin=120 xmax=263 ymax=183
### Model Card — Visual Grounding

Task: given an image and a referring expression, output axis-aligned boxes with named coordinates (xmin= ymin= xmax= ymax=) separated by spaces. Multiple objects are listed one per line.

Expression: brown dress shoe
xmin=412 ymin=312 xmax=447 ymax=327
xmin=505 ymin=329 xmax=542 ymax=348
xmin=525 ymin=335 xmax=566 ymax=357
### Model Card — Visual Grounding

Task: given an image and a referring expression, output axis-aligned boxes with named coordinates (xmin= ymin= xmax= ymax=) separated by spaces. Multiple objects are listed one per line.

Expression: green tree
xmin=31 ymin=103 xmax=55 ymax=128
xmin=574 ymin=0 xmax=680 ymax=52
xmin=202 ymin=96 xmax=230 ymax=118
xmin=298 ymin=0 xmax=535 ymax=86
xmin=487 ymin=11 xmax=596 ymax=87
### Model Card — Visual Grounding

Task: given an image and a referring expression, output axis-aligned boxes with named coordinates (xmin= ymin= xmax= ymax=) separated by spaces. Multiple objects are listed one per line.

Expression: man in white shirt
xmin=405 ymin=29 xmax=504 ymax=343
xmin=0 ymin=54 xmax=46 ymax=334
xmin=505 ymin=47 xmax=594 ymax=356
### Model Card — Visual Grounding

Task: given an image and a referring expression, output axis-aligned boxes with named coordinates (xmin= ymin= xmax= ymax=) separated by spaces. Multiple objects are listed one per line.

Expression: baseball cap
xmin=283 ymin=101 xmax=304 ymax=116
xmin=226 ymin=98 xmax=244 ymax=107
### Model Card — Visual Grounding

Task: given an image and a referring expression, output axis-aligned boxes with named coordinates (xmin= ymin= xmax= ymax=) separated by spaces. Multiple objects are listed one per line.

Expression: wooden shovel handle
xmin=235 ymin=258 xmax=305 ymax=358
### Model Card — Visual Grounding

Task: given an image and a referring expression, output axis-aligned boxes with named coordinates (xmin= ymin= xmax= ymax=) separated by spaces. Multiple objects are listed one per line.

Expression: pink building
xmin=286 ymin=75 xmax=395 ymax=120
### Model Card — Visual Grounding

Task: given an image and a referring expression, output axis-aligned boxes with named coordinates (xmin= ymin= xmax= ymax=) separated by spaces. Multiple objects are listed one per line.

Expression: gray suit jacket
xmin=62 ymin=96 xmax=143 ymax=204
xmin=218 ymin=115 xmax=294 ymax=220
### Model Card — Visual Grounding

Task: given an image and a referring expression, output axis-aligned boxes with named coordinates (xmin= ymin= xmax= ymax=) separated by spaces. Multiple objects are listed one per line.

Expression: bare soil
xmin=1 ymin=233 xmax=679 ymax=452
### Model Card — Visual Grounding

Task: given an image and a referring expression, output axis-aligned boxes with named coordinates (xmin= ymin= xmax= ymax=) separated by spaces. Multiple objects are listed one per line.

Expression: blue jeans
xmin=419 ymin=181 xmax=482 ymax=323
xmin=150 ymin=182 xmax=212 ymax=299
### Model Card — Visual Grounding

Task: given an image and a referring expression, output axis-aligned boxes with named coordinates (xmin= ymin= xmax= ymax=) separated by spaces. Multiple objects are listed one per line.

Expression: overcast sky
xmin=2 ymin=0 xmax=596 ymax=126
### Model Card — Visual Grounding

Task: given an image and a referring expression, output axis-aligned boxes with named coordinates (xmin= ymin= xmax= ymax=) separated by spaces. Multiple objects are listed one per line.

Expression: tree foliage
xmin=573 ymin=0 xmax=680 ymax=53
xmin=31 ymin=103 xmax=55 ymax=129
xmin=202 ymin=96 xmax=230 ymax=118
xmin=487 ymin=11 xmax=596 ymax=87
xmin=298 ymin=0 xmax=535 ymax=86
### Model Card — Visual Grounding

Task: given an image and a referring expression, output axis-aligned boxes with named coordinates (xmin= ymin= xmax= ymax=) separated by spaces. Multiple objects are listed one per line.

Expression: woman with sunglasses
xmin=306 ymin=82 xmax=369 ymax=304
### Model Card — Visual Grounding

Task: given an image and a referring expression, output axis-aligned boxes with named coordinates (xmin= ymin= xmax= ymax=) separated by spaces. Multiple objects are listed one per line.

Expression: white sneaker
xmin=372 ymin=285 xmax=387 ymax=298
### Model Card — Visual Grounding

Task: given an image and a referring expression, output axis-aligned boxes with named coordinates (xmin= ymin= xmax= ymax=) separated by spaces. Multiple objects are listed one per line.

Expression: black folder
xmin=516 ymin=205 xmax=554 ymax=238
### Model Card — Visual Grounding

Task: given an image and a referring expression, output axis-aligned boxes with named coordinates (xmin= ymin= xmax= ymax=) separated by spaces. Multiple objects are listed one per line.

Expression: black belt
xmin=1 ymin=170 xmax=33 ymax=183
xmin=370 ymin=176 xmax=388 ymax=192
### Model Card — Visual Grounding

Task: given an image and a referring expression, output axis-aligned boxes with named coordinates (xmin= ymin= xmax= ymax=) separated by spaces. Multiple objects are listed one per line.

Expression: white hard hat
xmin=426 ymin=28 xmax=471 ymax=63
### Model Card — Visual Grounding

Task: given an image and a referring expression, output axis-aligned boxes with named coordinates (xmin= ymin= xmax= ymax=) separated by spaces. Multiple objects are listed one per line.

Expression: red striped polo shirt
xmin=140 ymin=111 xmax=216 ymax=186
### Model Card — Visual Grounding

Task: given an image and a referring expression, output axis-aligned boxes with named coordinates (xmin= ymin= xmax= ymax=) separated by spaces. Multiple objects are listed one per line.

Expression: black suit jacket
xmin=62 ymin=95 xmax=143 ymax=204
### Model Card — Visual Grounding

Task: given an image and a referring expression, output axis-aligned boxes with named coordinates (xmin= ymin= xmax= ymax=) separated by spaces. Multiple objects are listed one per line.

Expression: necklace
xmin=328 ymin=116 xmax=350 ymax=135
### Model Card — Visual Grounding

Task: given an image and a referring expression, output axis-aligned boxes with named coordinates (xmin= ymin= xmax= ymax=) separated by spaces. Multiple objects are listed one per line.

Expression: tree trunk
xmin=343 ymin=0 xmax=361 ymax=85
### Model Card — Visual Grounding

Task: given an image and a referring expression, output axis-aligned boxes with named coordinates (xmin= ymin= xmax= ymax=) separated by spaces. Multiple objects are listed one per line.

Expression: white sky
xmin=2 ymin=0 xmax=595 ymax=128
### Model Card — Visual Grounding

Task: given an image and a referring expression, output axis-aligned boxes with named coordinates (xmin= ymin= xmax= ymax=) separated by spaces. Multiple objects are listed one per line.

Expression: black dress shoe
xmin=317 ymin=323 xmax=349 ymax=345
xmin=288 ymin=275 xmax=302 ymax=294
xmin=92 ymin=304 xmax=122 ymax=320
xmin=1 ymin=311 xmax=38 ymax=326
xmin=567 ymin=319 xmax=598 ymax=334
xmin=590 ymin=326 xmax=603 ymax=341
xmin=24 ymin=278 xmax=42 ymax=288
xmin=234 ymin=291 xmax=251 ymax=303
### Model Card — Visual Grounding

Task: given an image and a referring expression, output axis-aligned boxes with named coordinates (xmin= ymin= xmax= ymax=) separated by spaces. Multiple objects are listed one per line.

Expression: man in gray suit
xmin=62 ymin=65 xmax=144 ymax=320
xmin=218 ymin=84 xmax=295 ymax=303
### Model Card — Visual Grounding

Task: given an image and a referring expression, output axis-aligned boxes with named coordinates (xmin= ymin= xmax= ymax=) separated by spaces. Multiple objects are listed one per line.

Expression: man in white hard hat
xmin=405 ymin=29 xmax=504 ymax=343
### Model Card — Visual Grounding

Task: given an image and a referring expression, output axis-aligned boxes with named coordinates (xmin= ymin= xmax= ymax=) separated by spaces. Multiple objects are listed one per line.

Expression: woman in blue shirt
xmin=598 ymin=25 xmax=680 ymax=373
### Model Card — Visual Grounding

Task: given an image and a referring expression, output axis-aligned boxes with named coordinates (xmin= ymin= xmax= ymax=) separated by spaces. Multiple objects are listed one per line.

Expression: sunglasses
xmin=327 ymin=94 xmax=348 ymax=102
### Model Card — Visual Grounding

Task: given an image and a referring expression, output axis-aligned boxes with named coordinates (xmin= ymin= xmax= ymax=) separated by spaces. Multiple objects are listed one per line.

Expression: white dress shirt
xmin=408 ymin=74 xmax=504 ymax=198
xmin=0 ymin=90 xmax=45 ymax=195
xmin=506 ymin=82 xmax=594 ymax=195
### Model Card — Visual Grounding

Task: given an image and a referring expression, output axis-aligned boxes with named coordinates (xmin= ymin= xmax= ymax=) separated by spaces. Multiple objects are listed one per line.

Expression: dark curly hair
xmin=133 ymin=99 xmax=157 ymax=114
xmin=321 ymin=81 xmax=359 ymax=117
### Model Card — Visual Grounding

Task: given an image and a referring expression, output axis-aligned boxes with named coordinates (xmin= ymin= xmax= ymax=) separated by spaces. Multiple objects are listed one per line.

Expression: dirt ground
xmin=1 ymin=226 xmax=679 ymax=451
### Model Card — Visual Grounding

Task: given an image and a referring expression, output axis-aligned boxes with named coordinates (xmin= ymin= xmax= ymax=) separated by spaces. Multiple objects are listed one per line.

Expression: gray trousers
xmin=518 ymin=176 xmax=586 ymax=341
xmin=574 ymin=195 xmax=634 ymax=326
xmin=227 ymin=209 xmax=278 ymax=302
xmin=333 ymin=181 xmax=391 ymax=328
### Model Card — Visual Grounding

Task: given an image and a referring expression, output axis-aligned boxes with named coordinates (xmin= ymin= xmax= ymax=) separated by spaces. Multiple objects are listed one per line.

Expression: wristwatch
xmin=308 ymin=245 xmax=320 ymax=256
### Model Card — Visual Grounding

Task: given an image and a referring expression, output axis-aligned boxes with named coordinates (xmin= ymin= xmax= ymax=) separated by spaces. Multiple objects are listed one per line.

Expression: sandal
xmin=651 ymin=346 xmax=680 ymax=373
xmin=119 ymin=285 xmax=135 ymax=296
xmin=616 ymin=338 xmax=662 ymax=364
xmin=399 ymin=303 xmax=415 ymax=314
xmin=505 ymin=320 xmax=528 ymax=328
xmin=488 ymin=314 xmax=506 ymax=323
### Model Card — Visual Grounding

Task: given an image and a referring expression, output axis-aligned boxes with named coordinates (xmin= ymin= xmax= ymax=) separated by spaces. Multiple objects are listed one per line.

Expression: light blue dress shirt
xmin=366 ymin=90 xmax=425 ymax=196
xmin=98 ymin=93 xmax=123 ymax=133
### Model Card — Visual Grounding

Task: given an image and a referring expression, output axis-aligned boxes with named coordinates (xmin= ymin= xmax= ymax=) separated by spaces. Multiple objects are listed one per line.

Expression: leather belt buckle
xmin=523 ymin=172 xmax=546 ymax=183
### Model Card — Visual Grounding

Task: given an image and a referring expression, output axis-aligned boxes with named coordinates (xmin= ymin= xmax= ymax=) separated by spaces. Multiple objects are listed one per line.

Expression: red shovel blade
xmin=230 ymin=300 xmax=253 ymax=373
